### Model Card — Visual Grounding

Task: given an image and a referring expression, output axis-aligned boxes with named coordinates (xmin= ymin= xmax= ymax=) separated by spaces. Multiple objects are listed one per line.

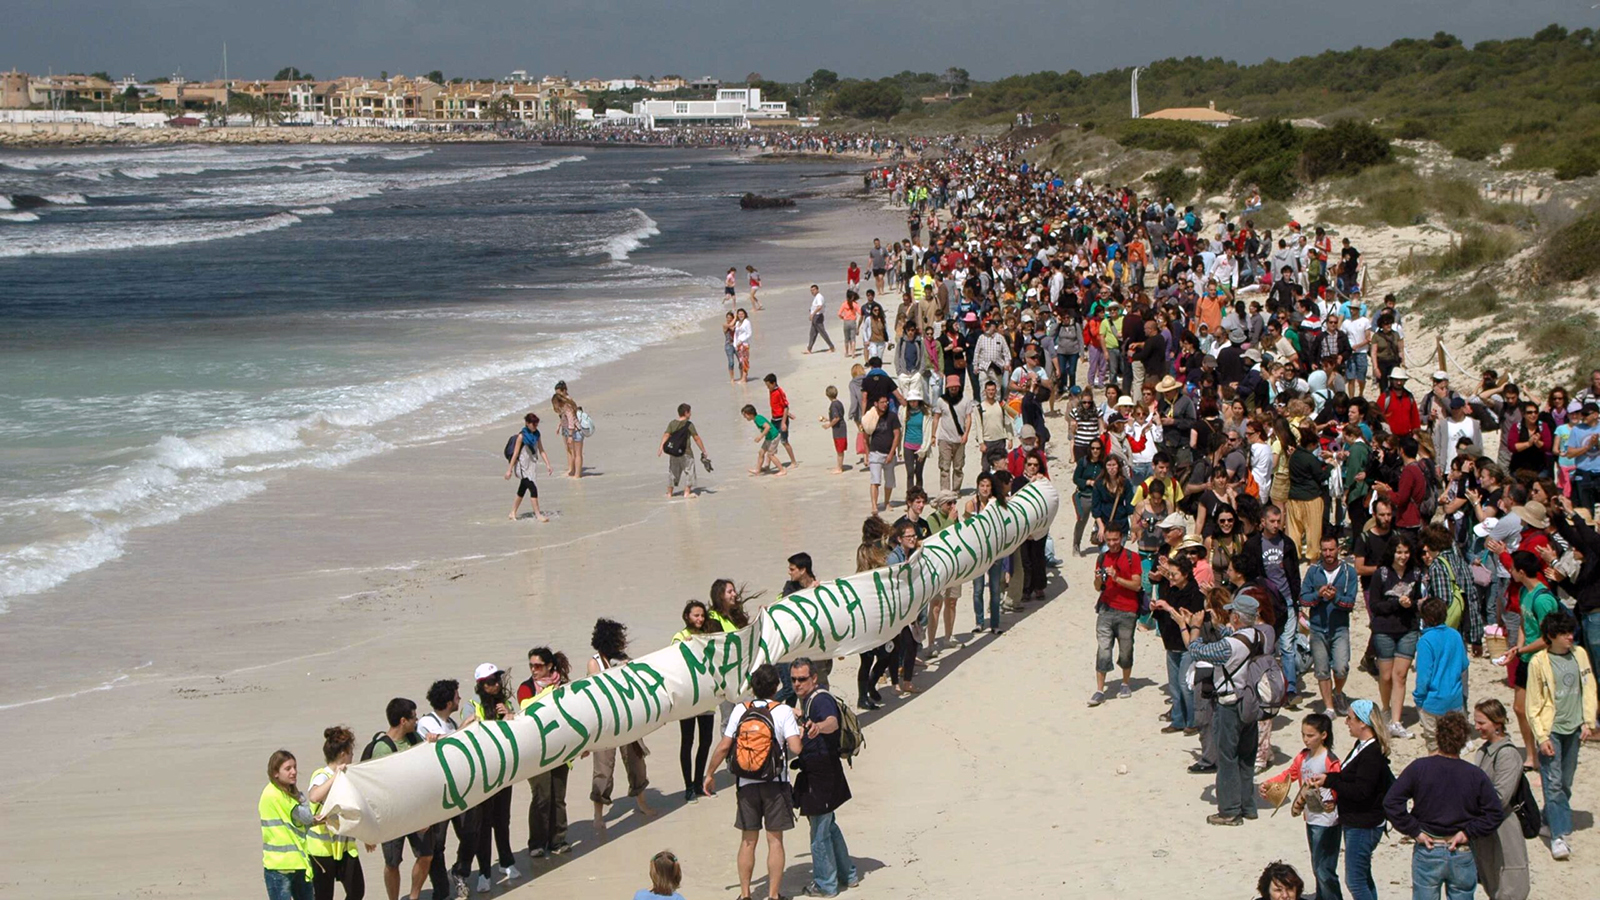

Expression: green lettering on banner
xmin=870 ymin=571 xmax=895 ymax=626
xmin=789 ymin=593 xmax=828 ymax=652
xmin=466 ymin=726 xmax=511 ymax=792
xmin=718 ymin=633 xmax=745 ymax=692
xmin=765 ymin=603 xmax=802 ymax=659
xmin=950 ymin=521 xmax=981 ymax=580
xmin=590 ymin=676 xmax=623 ymax=736
xmin=895 ymin=561 xmax=918 ymax=617
xmin=834 ymin=579 xmax=867 ymax=633
xmin=526 ymin=700 xmax=565 ymax=767
xmin=552 ymin=688 xmax=592 ymax=764
xmin=678 ymin=639 xmax=716 ymax=705
xmin=602 ymin=671 xmax=638 ymax=731
xmin=436 ymin=736 xmax=476 ymax=812
xmin=813 ymin=585 xmax=853 ymax=642
xmin=920 ymin=542 xmax=958 ymax=586
xmin=628 ymin=663 xmax=669 ymax=720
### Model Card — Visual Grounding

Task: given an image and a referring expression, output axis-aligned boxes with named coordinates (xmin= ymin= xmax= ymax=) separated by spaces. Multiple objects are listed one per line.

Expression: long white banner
xmin=322 ymin=480 xmax=1058 ymax=842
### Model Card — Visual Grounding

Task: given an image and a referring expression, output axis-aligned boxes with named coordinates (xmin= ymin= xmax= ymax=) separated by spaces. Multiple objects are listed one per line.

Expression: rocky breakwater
xmin=0 ymin=123 xmax=513 ymax=148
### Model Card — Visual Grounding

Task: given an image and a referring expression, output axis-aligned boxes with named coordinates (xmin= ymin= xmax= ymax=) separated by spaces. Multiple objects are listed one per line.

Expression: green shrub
xmin=1433 ymin=230 xmax=1520 ymax=275
xmin=1200 ymin=119 xmax=1302 ymax=196
xmin=1535 ymin=208 xmax=1600 ymax=283
xmin=1554 ymin=148 xmax=1599 ymax=181
xmin=1145 ymin=165 xmax=1198 ymax=201
xmin=1114 ymin=119 xmax=1208 ymax=151
xmin=1300 ymin=120 xmax=1392 ymax=182
xmin=830 ymin=80 xmax=904 ymax=121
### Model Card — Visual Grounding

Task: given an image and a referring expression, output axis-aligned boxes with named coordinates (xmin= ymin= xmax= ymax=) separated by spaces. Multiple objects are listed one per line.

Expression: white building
xmin=630 ymin=87 xmax=787 ymax=128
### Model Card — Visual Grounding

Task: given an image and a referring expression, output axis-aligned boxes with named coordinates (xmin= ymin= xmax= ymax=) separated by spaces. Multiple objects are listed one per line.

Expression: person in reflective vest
xmin=260 ymin=749 xmax=314 ymax=900
xmin=306 ymin=727 xmax=365 ymax=900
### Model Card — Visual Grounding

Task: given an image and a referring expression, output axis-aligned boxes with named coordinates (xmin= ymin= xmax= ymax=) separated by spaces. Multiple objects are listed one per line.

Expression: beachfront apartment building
xmin=631 ymin=87 xmax=786 ymax=128
xmin=3 ymin=73 xmax=119 ymax=107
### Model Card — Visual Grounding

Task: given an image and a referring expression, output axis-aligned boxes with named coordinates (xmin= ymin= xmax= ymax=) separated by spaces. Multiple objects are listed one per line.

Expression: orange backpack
xmin=729 ymin=702 xmax=783 ymax=781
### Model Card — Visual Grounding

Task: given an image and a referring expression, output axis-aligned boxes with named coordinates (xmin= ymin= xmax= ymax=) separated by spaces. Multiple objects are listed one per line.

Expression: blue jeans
xmin=1214 ymin=700 xmax=1258 ymax=818
xmin=1165 ymin=649 xmax=1194 ymax=729
xmin=1343 ymin=825 xmax=1385 ymax=900
xmin=264 ymin=868 xmax=313 ymax=900
xmin=807 ymin=811 xmax=856 ymax=894
xmin=1306 ymin=823 xmax=1343 ymax=900
xmin=1410 ymin=842 xmax=1476 ymax=900
xmin=1280 ymin=611 xmax=1301 ymax=696
xmin=1056 ymin=352 xmax=1079 ymax=389
xmin=1540 ymin=729 xmax=1582 ymax=839
xmin=1582 ymin=610 xmax=1600 ymax=705
xmin=972 ymin=560 xmax=1003 ymax=629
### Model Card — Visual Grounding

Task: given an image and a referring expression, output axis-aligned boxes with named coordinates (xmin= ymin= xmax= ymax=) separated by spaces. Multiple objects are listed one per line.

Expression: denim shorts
xmin=1344 ymin=353 xmax=1369 ymax=381
xmin=1310 ymin=626 xmax=1351 ymax=680
xmin=1372 ymin=630 xmax=1419 ymax=661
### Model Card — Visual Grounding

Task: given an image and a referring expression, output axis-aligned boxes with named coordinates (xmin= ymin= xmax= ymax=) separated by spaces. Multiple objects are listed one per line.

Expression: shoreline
xmin=0 ymin=182 xmax=908 ymax=898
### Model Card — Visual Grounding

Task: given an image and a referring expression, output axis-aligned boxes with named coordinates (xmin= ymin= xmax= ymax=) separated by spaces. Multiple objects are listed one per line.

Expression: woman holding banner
xmin=588 ymin=619 xmax=656 ymax=840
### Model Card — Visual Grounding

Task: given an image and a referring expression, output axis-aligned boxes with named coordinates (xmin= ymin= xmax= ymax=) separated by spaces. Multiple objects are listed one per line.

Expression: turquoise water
xmin=0 ymin=143 xmax=827 ymax=603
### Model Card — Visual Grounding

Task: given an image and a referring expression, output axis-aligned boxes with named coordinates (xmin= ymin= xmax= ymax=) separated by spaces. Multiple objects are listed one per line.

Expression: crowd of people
xmin=839 ymin=136 xmax=1600 ymax=898
xmin=525 ymin=125 xmax=927 ymax=158
xmin=264 ymin=128 xmax=1600 ymax=900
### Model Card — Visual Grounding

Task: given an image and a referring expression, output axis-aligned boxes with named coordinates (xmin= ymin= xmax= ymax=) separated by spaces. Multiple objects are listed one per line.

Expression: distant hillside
xmin=913 ymin=25 xmax=1598 ymax=178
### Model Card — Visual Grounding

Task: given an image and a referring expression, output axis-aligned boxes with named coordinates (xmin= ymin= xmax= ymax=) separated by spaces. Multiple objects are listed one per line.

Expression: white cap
xmin=1432 ymin=370 xmax=1449 ymax=382
xmin=1472 ymin=517 xmax=1499 ymax=539
xmin=474 ymin=662 xmax=501 ymax=682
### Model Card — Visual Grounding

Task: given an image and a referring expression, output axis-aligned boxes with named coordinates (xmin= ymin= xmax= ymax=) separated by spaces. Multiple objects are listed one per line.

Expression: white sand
xmin=2 ymin=192 xmax=1594 ymax=900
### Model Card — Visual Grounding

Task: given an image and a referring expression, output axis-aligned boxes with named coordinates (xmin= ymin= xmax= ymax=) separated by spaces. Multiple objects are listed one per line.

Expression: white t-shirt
xmin=1445 ymin=418 xmax=1475 ymax=466
xmin=417 ymin=711 xmax=459 ymax=739
xmin=809 ymin=292 xmax=826 ymax=316
xmin=723 ymin=700 xmax=801 ymax=786
xmin=1341 ymin=316 xmax=1372 ymax=352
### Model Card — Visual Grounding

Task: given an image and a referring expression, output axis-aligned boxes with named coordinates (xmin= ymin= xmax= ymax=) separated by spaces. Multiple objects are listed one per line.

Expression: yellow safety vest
xmin=258 ymin=784 xmax=311 ymax=875
xmin=707 ymin=610 xmax=738 ymax=633
xmin=305 ymin=767 xmax=357 ymax=860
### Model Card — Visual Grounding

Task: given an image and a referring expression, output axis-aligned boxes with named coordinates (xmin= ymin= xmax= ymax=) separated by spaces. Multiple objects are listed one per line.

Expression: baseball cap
xmin=1432 ymin=370 xmax=1449 ymax=382
xmin=1449 ymin=397 xmax=1466 ymax=410
xmin=1224 ymin=593 xmax=1260 ymax=616
xmin=474 ymin=662 xmax=502 ymax=682
xmin=1020 ymin=424 xmax=1037 ymax=440
xmin=1108 ymin=412 xmax=1126 ymax=425
xmin=1158 ymin=512 xmax=1187 ymax=530
xmin=1583 ymin=402 xmax=1600 ymax=416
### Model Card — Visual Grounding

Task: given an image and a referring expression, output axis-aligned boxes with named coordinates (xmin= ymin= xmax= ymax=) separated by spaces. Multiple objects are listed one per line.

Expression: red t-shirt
xmin=769 ymin=386 xmax=789 ymax=421
xmin=1097 ymin=547 xmax=1142 ymax=613
xmin=1379 ymin=391 xmax=1420 ymax=437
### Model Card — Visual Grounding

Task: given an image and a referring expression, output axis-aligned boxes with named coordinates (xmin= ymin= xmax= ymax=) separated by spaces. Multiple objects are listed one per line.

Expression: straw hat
xmin=1513 ymin=501 xmax=1549 ymax=530
xmin=1262 ymin=779 xmax=1292 ymax=811
xmin=1155 ymin=375 xmax=1182 ymax=394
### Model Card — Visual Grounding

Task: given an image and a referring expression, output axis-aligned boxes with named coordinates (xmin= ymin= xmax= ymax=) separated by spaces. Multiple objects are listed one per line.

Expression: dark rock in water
xmin=740 ymin=192 xmax=796 ymax=210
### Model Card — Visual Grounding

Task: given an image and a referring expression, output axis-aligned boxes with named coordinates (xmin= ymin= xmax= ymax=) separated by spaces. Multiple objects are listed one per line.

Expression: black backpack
xmin=663 ymin=422 xmax=692 ymax=457
xmin=504 ymin=434 xmax=519 ymax=461
xmin=360 ymin=731 xmax=397 ymax=762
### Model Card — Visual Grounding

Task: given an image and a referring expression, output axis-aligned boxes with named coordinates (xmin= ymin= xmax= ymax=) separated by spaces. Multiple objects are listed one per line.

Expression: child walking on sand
xmin=746 ymin=265 xmax=763 ymax=310
xmin=821 ymin=385 xmax=847 ymax=473
xmin=632 ymin=850 xmax=685 ymax=900
xmin=504 ymin=412 xmax=554 ymax=521
xmin=742 ymin=404 xmax=785 ymax=476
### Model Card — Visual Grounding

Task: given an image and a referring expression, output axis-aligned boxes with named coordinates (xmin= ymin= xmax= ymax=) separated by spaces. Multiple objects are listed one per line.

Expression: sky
xmin=3 ymin=0 xmax=1594 ymax=84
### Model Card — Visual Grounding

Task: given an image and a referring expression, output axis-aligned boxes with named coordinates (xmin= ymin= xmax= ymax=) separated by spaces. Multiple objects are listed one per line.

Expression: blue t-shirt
xmin=1568 ymin=422 xmax=1600 ymax=472
xmin=903 ymin=409 xmax=925 ymax=448
xmin=632 ymin=892 xmax=684 ymax=900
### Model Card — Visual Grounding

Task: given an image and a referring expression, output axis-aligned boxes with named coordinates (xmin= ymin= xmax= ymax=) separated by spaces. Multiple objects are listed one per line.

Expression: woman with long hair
xmin=1092 ymin=454 xmax=1134 ymax=539
xmin=587 ymin=619 xmax=654 ymax=840
xmin=733 ymin=307 xmax=753 ymax=385
xmin=259 ymin=749 xmax=314 ymax=900
xmin=469 ymin=665 xmax=518 ymax=880
xmin=856 ymin=516 xmax=896 ymax=707
xmin=1308 ymin=699 xmax=1393 ymax=900
xmin=1072 ymin=439 xmax=1107 ymax=555
xmin=552 ymin=381 xmax=585 ymax=479
xmin=838 ymin=289 xmax=861 ymax=358
xmin=522 ymin=647 xmax=574 ymax=858
xmin=672 ymin=602 xmax=719 ymax=804
xmin=964 ymin=473 xmax=1010 ymax=635
xmin=1260 ymin=714 xmax=1341 ymax=900
xmin=1471 ymin=699 xmax=1530 ymax=899
xmin=306 ymin=728 xmax=363 ymax=900
xmin=1368 ymin=537 xmax=1423 ymax=739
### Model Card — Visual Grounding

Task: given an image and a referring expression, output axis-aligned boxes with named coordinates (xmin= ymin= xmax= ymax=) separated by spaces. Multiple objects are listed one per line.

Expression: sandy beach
xmin=2 ymin=183 xmax=1595 ymax=900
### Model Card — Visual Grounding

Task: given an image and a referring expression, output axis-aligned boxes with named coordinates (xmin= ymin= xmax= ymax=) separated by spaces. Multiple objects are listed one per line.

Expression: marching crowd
xmin=832 ymin=137 xmax=1600 ymax=899
xmin=261 ymin=130 xmax=1600 ymax=900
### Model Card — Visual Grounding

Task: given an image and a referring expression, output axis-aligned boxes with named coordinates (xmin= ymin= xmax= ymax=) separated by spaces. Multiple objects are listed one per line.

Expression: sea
xmin=0 ymin=142 xmax=851 ymax=608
